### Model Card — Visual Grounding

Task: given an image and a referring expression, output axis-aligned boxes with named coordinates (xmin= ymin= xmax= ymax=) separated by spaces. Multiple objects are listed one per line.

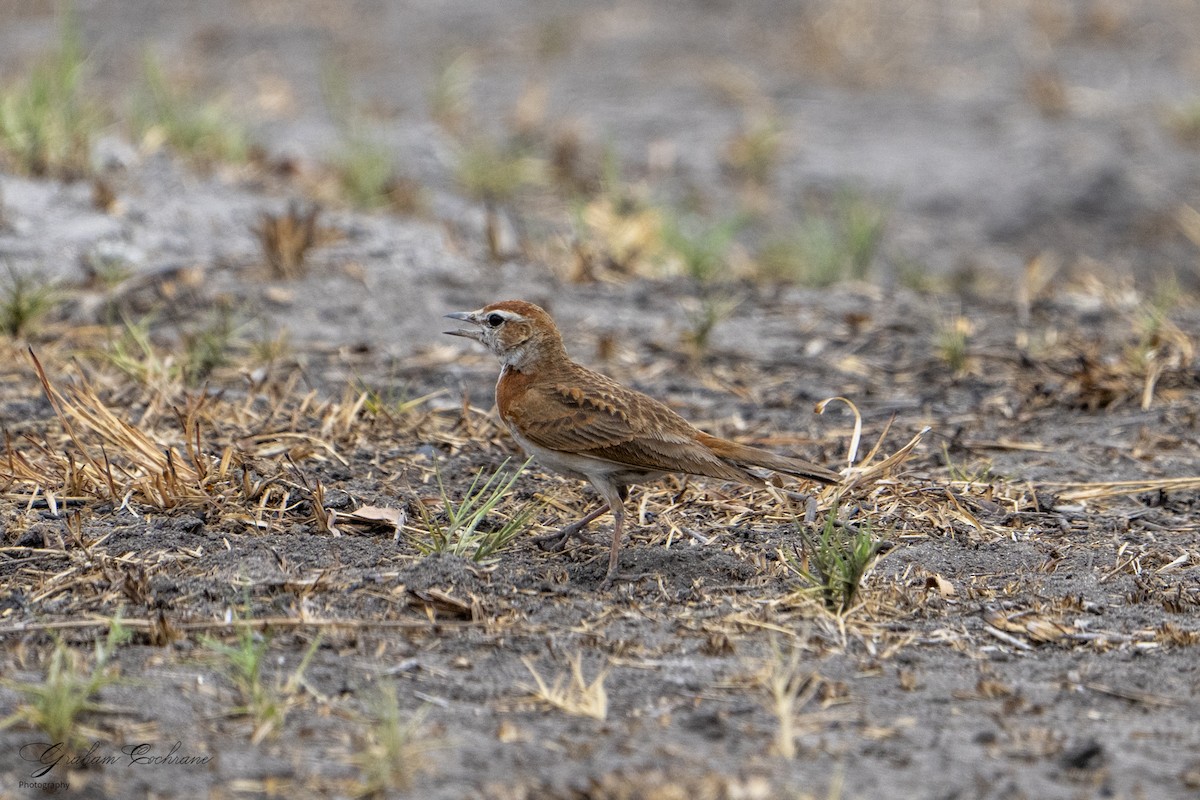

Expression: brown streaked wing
xmin=509 ymin=368 xmax=757 ymax=482
xmin=586 ymin=435 xmax=760 ymax=484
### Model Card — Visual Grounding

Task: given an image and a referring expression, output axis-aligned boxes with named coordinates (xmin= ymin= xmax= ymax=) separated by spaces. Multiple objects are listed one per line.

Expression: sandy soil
xmin=2 ymin=2 xmax=1200 ymax=799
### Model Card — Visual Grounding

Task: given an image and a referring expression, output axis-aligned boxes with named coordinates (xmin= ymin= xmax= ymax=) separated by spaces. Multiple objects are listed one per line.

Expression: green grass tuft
xmin=415 ymin=458 xmax=539 ymax=562
xmin=935 ymin=315 xmax=972 ymax=375
xmin=335 ymin=135 xmax=400 ymax=209
xmin=133 ymin=53 xmax=248 ymax=164
xmin=0 ymin=264 xmax=58 ymax=338
xmin=181 ymin=305 xmax=237 ymax=384
xmin=724 ymin=113 xmax=784 ymax=187
xmin=453 ymin=137 xmax=543 ymax=206
xmin=0 ymin=9 xmax=96 ymax=177
xmin=202 ymin=623 xmax=320 ymax=744
xmin=429 ymin=53 xmax=475 ymax=135
xmin=453 ymin=137 xmax=543 ymax=258
xmin=101 ymin=315 xmax=179 ymax=387
xmin=322 ymin=61 xmax=421 ymax=212
xmin=352 ymin=683 xmax=427 ymax=796
xmin=662 ymin=213 xmax=744 ymax=283
xmin=783 ymin=507 xmax=879 ymax=613
xmin=660 ymin=213 xmax=746 ymax=354
xmin=0 ymin=616 xmax=130 ymax=748
xmin=756 ymin=194 xmax=886 ymax=286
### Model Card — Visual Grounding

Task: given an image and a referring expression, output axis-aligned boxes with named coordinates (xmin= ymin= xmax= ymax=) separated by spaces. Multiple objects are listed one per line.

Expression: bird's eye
xmin=486 ymin=313 xmax=505 ymax=328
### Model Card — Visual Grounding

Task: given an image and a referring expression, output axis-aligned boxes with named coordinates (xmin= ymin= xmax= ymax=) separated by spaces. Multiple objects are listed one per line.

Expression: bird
xmin=444 ymin=300 xmax=841 ymax=581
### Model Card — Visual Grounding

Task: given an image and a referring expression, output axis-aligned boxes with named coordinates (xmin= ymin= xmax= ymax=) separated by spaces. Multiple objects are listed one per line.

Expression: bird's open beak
xmin=443 ymin=311 xmax=485 ymax=342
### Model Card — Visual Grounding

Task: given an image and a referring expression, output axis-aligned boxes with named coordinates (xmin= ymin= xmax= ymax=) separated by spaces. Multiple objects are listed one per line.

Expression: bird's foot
xmin=532 ymin=521 xmax=595 ymax=552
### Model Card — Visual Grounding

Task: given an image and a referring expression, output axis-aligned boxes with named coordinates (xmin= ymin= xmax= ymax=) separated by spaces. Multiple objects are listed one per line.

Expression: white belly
xmin=506 ymin=425 xmax=664 ymax=487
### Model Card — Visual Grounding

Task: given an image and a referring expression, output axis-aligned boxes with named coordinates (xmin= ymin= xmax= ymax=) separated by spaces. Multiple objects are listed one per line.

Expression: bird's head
xmin=444 ymin=300 xmax=565 ymax=370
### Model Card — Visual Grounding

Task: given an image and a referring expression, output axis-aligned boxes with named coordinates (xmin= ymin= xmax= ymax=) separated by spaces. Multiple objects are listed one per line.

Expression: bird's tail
xmin=699 ymin=434 xmax=841 ymax=485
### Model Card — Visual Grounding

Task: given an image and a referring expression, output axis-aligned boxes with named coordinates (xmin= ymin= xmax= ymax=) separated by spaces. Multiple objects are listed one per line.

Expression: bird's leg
xmin=532 ymin=503 xmax=610 ymax=551
xmin=589 ymin=481 xmax=630 ymax=587
xmin=534 ymin=484 xmax=631 ymax=553
xmin=605 ymin=501 xmax=625 ymax=580
xmin=599 ymin=504 xmax=654 ymax=589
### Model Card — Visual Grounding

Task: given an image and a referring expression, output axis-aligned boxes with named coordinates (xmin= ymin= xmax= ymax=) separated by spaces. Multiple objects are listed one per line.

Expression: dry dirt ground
xmin=2 ymin=2 xmax=1200 ymax=799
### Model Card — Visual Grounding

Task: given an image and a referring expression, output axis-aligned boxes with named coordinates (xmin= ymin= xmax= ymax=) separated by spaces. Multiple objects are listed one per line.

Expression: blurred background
xmin=2 ymin=0 xmax=1199 ymax=307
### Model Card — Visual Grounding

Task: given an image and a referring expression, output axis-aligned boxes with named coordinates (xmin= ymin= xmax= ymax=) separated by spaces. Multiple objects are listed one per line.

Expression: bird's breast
xmin=495 ymin=364 xmax=534 ymax=422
